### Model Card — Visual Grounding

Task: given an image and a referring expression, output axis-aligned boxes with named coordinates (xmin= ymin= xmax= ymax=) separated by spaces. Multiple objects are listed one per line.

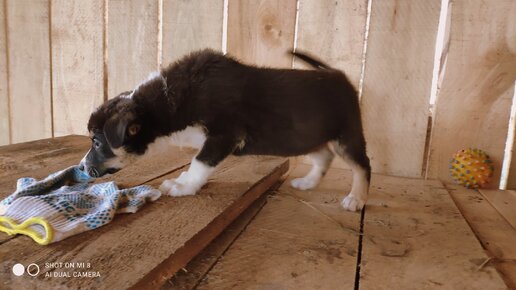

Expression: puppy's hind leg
xmin=332 ymin=138 xmax=371 ymax=211
xmin=291 ymin=145 xmax=334 ymax=190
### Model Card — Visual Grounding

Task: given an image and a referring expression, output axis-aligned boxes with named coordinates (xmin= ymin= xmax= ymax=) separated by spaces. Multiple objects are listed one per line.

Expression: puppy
xmin=80 ymin=49 xmax=371 ymax=211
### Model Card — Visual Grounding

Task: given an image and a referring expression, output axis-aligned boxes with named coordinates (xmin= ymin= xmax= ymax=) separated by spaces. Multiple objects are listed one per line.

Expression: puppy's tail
xmin=290 ymin=50 xmax=331 ymax=70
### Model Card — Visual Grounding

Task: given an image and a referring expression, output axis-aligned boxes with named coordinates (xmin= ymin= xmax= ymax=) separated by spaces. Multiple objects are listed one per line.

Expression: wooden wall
xmin=0 ymin=0 xmax=515 ymax=188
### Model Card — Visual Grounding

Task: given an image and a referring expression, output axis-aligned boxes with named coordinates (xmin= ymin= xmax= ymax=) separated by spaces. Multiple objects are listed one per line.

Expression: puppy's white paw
xmin=159 ymin=179 xmax=197 ymax=197
xmin=341 ymin=194 xmax=365 ymax=212
xmin=291 ymin=177 xmax=319 ymax=190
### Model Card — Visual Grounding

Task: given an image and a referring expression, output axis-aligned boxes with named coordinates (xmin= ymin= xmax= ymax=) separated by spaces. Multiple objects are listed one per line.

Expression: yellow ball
xmin=449 ymin=148 xmax=494 ymax=189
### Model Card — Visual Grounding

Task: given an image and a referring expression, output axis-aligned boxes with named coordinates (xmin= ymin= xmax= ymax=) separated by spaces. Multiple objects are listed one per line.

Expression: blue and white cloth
xmin=0 ymin=166 xmax=160 ymax=245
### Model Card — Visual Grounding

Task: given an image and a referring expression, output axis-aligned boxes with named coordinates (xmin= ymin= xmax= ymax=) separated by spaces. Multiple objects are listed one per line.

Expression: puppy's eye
xmin=93 ymin=140 xmax=101 ymax=149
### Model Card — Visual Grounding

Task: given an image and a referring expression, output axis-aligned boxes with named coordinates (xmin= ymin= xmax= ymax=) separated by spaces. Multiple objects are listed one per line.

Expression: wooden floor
xmin=172 ymin=164 xmax=514 ymax=289
xmin=1 ymin=137 xmax=514 ymax=289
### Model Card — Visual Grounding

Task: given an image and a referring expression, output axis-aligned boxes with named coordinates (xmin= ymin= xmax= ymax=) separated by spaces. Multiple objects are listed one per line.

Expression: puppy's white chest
xmin=169 ymin=126 xmax=207 ymax=149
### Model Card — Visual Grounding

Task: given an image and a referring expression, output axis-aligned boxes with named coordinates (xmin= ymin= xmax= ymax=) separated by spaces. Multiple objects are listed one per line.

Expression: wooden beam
xmin=227 ymin=0 xmax=297 ymax=68
xmin=0 ymin=0 xmax=10 ymax=145
xmin=361 ymin=0 xmax=440 ymax=177
xmin=51 ymin=0 xmax=104 ymax=136
xmin=107 ymin=0 xmax=159 ymax=99
xmin=165 ymin=193 xmax=269 ymax=289
xmin=162 ymin=0 xmax=224 ymax=65
xmin=360 ymin=177 xmax=506 ymax=289
xmin=427 ymin=0 xmax=516 ymax=187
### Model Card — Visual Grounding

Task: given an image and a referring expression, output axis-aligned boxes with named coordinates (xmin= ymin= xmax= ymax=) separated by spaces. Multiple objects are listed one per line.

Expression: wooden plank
xmin=51 ymin=0 xmax=104 ymax=136
xmin=0 ymin=135 xmax=89 ymax=187
xmin=360 ymin=177 xmax=506 ymax=289
xmin=479 ymin=189 xmax=516 ymax=231
xmin=227 ymin=0 xmax=297 ymax=68
xmin=107 ymin=0 xmax=159 ymax=99
xmin=162 ymin=0 xmax=224 ymax=65
xmin=197 ymin=165 xmax=361 ymax=289
xmin=427 ymin=0 xmax=516 ymax=187
xmin=0 ymin=155 xmax=288 ymax=290
xmin=0 ymin=0 xmax=9 ymax=145
xmin=165 ymin=194 xmax=269 ymax=290
xmin=295 ymin=0 xmax=367 ymax=88
xmin=6 ymin=0 xmax=52 ymax=143
xmin=361 ymin=0 xmax=440 ymax=177
xmin=446 ymin=184 xmax=516 ymax=260
xmin=295 ymin=0 xmax=367 ymax=170
xmin=494 ymin=260 xmax=516 ymax=290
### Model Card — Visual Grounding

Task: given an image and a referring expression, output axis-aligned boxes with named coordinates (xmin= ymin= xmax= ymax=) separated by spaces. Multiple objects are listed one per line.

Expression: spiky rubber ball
xmin=449 ymin=148 xmax=493 ymax=189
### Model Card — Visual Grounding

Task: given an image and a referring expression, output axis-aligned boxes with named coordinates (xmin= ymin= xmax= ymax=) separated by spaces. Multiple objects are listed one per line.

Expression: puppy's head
xmin=80 ymin=73 xmax=168 ymax=177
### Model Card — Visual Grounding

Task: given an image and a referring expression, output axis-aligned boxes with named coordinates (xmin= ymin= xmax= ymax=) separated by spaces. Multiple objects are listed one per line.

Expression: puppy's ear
xmin=103 ymin=113 xmax=138 ymax=148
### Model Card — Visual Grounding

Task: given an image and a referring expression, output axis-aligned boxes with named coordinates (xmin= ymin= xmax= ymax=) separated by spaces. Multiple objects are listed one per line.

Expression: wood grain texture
xmin=0 ymin=0 xmax=10 ymax=145
xmin=361 ymin=0 xmax=440 ymax=177
xmin=294 ymin=0 xmax=367 ymax=88
xmin=447 ymin=184 xmax=516 ymax=260
xmin=107 ymin=0 xmax=159 ymax=99
xmin=0 ymin=135 xmax=89 ymax=190
xmin=51 ymin=0 xmax=104 ymax=136
xmin=427 ymin=0 xmax=516 ymax=187
xmin=0 ymin=153 xmax=287 ymax=290
xmin=166 ymin=194 xmax=269 ymax=290
xmin=494 ymin=260 xmax=516 ymax=290
xmin=227 ymin=0 xmax=297 ymax=68
xmin=6 ymin=0 xmax=52 ymax=143
xmin=198 ymin=165 xmax=361 ymax=290
xmin=360 ymin=177 xmax=506 ymax=289
xmin=162 ymin=0 xmax=224 ymax=65
xmin=479 ymin=189 xmax=516 ymax=231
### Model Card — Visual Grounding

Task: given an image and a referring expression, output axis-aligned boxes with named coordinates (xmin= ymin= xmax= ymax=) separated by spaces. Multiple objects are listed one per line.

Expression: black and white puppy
xmin=80 ymin=49 xmax=371 ymax=211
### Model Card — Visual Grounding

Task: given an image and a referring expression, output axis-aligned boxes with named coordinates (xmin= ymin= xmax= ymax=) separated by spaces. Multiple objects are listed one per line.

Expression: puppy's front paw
xmin=341 ymin=194 xmax=365 ymax=212
xmin=291 ymin=177 xmax=319 ymax=190
xmin=159 ymin=179 xmax=197 ymax=197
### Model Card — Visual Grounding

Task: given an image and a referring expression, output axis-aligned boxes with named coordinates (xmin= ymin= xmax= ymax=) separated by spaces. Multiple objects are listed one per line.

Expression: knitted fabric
xmin=0 ymin=165 xmax=161 ymax=245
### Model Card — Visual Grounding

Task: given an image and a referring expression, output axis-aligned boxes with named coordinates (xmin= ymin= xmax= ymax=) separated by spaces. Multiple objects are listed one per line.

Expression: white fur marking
xmin=169 ymin=126 xmax=207 ymax=149
xmin=341 ymin=162 xmax=369 ymax=212
xmin=291 ymin=147 xmax=334 ymax=190
xmin=159 ymin=158 xmax=215 ymax=197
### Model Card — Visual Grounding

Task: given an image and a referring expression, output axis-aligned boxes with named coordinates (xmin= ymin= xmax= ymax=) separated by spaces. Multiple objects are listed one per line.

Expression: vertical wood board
xmin=427 ymin=0 xmax=516 ymax=187
xmin=0 ymin=0 xmax=10 ymax=145
xmin=227 ymin=0 xmax=297 ymax=68
xmin=162 ymin=0 xmax=224 ymax=66
xmin=295 ymin=0 xmax=367 ymax=170
xmin=361 ymin=0 xmax=440 ymax=177
xmin=6 ymin=0 xmax=52 ymax=143
xmin=107 ymin=0 xmax=159 ymax=99
xmin=51 ymin=0 xmax=104 ymax=136
xmin=295 ymin=0 xmax=367 ymax=88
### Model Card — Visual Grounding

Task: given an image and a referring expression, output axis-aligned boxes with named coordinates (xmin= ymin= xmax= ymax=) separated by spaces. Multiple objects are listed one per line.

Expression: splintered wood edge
xmin=129 ymin=159 xmax=289 ymax=290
